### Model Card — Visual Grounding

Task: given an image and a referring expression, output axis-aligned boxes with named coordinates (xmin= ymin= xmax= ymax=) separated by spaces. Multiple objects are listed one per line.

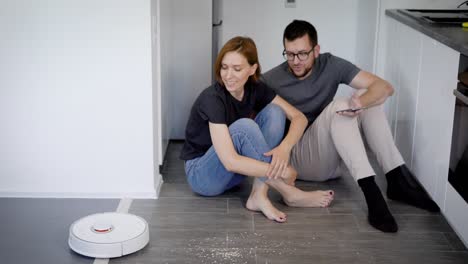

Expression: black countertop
xmin=386 ymin=9 xmax=468 ymax=56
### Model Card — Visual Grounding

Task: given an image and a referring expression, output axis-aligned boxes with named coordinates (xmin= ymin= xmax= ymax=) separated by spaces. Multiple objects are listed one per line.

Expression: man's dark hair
xmin=283 ymin=20 xmax=318 ymax=47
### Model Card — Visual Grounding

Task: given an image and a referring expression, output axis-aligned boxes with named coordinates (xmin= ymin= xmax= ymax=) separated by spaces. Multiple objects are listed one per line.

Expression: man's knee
xmin=360 ymin=103 xmax=385 ymax=119
xmin=329 ymin=98 xmax=351 ymax=113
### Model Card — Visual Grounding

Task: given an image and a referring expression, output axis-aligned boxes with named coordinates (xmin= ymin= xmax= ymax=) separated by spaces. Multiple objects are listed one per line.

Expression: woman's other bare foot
xmin=246 ymin=190 xmax=287 ymax=223
xmin=284 ymin=188 xmax=334 ymax=208
xmin=266 ymin=178 xmax=334 ymax=208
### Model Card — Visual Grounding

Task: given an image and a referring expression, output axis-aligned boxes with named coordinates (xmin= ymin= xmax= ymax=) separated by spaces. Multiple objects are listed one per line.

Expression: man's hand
xmin=264 ymin=144 xmax=291 ymax=179
xmin=337 ymin=93 xmax=364 ymax=117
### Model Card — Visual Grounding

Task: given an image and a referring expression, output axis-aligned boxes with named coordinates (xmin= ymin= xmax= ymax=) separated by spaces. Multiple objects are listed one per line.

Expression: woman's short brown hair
xmin=214 ymin=36 xmax=261 ymax=85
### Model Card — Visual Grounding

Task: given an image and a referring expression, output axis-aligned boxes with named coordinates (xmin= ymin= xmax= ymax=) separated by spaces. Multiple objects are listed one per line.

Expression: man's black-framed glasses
xmin=282 ymin=47 xmax=314 ymax=61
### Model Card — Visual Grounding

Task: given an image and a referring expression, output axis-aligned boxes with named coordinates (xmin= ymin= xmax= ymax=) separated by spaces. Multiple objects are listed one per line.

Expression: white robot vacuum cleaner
xmin=68 ymin=212 xmax=149 ymax=258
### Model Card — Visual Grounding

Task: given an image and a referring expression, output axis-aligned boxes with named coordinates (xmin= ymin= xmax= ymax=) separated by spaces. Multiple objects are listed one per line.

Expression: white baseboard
xmin=0 ymin=191 xmax=157 ymax=199
xmin=0 ymin=174 xmax=164 ymax=199
xmin=0 ymin=188 xmax=160 ymax=199
xmin=154 ymin=172 xmax=164 ymax=199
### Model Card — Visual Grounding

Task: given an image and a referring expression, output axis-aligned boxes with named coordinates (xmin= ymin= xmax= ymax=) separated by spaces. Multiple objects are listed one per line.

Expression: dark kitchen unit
xmin=449 ymin=55 xmax=468 ymax=204
xmin=444 ymin=54 xmax=468 ymax=249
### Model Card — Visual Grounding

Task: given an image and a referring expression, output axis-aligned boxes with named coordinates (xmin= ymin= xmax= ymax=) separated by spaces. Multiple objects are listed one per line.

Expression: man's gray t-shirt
xmin=262 ymin=53 xmax=360 ymax=125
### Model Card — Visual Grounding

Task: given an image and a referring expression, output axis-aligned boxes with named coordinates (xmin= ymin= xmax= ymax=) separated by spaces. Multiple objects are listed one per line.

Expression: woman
xmin=180 ymin=36 xmax=334 ymax=222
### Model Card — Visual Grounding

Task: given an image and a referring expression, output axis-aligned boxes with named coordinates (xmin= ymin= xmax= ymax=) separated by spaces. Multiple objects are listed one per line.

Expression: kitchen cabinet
xmin=383 ymin=18 xmax=400 ymax=135
xmin=412 ymin=34 xmax=459 ymax=208
xmin=385 ymin=19 xmax=459 ymax=210
xmin=392 ymin=22 xmax=422 ymax=169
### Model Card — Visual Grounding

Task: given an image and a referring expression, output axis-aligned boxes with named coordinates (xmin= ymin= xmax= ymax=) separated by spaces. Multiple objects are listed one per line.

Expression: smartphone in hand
xmin=336 ymin=107 xmax=366 ymax=114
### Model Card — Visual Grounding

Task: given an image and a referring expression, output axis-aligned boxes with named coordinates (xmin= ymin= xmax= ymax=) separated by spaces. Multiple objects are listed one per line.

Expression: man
xmin=262 ymin=20 xmax=439 ymax=233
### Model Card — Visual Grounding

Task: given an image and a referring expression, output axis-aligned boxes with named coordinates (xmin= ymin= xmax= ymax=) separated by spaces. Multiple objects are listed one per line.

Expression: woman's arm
xmin=209 ymin=121 xmax=296 ymax=184
xmin=271 ymin=95 xmax=308 ymax=152
xmin=264 ymin=95 xmax=308 ymax=178
xmin=209 ymin=122 xmax=272 ymax=177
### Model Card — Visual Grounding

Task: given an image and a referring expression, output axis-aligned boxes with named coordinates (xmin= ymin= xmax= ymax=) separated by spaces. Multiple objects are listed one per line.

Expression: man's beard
xmin=289 ymin=64 xmax=313 ymax=79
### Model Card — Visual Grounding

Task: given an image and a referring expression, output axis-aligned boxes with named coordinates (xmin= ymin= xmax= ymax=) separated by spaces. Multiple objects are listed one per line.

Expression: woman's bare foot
xmin=283 ymin=189 xmax=334 ymax=208
xmin=246 ymin=191 xmax=287 ymax=223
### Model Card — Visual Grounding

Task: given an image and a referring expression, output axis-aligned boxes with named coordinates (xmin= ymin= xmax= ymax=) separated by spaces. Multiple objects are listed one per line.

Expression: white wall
xmin=166 ymin=0 xmax=212 ymax=139
xmin=0 ymin=0 xmax=159 ymax=198
xmin=355 ymin=0 xmax=379 ymax=72
xmin=221 ymin=0 xmax=360 ymax=71
xmin=220 ymin=0 xmax=377 ymax=98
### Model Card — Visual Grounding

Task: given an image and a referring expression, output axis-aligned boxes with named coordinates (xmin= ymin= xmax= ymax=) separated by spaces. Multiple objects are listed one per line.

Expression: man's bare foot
xmin=284 ymin=189 xmax=334 ymax=208
xmin=246 ymin=192 xmax=287 ymax=223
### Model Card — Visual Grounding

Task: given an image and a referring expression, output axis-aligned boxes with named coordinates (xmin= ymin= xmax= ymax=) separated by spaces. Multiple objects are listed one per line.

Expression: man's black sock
xmin=386 ymin=165 xmax=440 ymax=212
xmin=358 ymin=176 xmax=398 ymax=233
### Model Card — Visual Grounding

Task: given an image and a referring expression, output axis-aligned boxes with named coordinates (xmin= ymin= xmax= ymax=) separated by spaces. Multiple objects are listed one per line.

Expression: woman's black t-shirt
xmin=179 ymin=81 xmax=276 ymax=161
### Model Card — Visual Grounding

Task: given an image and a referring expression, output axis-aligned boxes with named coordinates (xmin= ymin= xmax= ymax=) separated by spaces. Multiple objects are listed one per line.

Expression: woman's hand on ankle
xmin=264 ymin=144 xmax=291 ymax=179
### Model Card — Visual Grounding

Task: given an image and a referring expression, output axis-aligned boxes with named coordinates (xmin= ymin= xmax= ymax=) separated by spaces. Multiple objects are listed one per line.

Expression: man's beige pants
xmin=290 ymin=98 xmax=405 ymax=182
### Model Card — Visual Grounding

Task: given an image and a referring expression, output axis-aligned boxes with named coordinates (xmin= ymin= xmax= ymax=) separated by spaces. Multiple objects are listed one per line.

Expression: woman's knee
xmin=228 ymin=118 xmax=271 ymax=162
xmin=257 ymin=104 xmax=286 ymax=128
xmin=256 ymin=104 xmax=286 ymax=146
xmin=230 ymin=118 xmax=258 ymax=131
xmin=260 ymin=104 xmax=286 ymax=120
xmin=229 ymin=118 xmax=263 ymax=140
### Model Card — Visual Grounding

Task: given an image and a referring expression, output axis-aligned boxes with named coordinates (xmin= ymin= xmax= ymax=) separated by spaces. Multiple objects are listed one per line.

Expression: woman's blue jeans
xmin=185 ymin=104 xmax=286 ymax=196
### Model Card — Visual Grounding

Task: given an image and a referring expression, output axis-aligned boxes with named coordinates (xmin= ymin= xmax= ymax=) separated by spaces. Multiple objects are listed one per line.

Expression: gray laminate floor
xmin=112 ymin=141 xmax=468 ymax=264
xmin=1 ymin=141 xmax=467 ymax=264
xmin=0 ymin=198 xmax=119 ymax=264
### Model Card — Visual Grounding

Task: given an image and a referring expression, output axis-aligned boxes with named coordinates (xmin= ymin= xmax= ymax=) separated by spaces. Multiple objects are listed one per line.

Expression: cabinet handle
xmin=454 ymin=89 xmax=468 ymax=106
xmin=213 ymin=20 xmax=223 ymax=27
